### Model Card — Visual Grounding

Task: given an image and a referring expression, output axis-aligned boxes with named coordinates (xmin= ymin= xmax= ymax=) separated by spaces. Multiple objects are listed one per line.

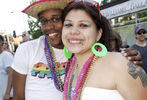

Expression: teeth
xmin=70 ymin=40 xmax=81 ymax=44
xmin=49 ymin=33 xmax=57 ymax=37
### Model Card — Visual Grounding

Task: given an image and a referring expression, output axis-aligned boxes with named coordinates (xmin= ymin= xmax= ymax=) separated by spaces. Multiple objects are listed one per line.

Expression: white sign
xmin=101 ymin=0 xmax=147 ymax=19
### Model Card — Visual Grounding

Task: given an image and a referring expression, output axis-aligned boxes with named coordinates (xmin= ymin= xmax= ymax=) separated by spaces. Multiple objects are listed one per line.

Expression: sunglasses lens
xmin=138 ymin=31 xmax=146 ymax=35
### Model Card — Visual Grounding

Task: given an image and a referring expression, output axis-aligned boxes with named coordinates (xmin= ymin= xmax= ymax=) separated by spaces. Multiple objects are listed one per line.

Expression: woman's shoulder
xmin=104 ymin=52 xmax=129 ymax=66
xmin=106 ymin=52 xmax=126 ymax=59
xmin=100 ymin=52 xmax=129 ymax=75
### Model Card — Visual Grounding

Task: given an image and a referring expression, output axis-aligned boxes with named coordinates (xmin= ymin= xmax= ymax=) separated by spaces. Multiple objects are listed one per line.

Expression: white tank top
xmin=73 ymin=87 xmax=125 ymax=100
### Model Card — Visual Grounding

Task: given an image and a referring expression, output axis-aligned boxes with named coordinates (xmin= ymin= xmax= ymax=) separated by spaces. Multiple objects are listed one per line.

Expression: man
xmin=0 ymin=35 xmax=13 ymax=100
xmin=121 ymin=39 xmax=130 ymax=49
xmin=12 ymin=1 xmax=72 ymax=100
xmin=12 ymin=0 xmax=143 ymax=100
xmin=131 ymin=24 xmax=147 ymax=73
xmin=22 ymin=34 xmax=31 ymax=43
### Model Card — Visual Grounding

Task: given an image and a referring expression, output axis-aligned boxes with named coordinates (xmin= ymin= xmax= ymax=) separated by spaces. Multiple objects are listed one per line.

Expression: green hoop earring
xmin=64 ymin=46 xmax=72 ymax=59
xmin=91 ymin=43 xmax=107 ymax=57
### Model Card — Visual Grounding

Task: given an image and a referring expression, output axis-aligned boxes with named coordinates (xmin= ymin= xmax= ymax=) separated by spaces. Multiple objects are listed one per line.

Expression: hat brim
xmin=22 ymin=0 xmax=73 ymax=18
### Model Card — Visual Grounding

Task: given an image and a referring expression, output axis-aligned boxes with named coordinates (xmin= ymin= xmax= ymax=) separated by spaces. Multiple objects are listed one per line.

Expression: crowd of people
xmin=0 ymin=0 xmax=147 ymax=100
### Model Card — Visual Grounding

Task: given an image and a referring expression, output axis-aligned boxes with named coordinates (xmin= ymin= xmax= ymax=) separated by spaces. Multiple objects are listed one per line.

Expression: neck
xmin=75 ymin=49 xmax=93 ymax=68
xmin=136 ymin=40 xmax=146 ymax=47
xmin=45 ymin=36 xmax=64 ymax=49
xmin=52 ymin=44 xmax=64 ymax=49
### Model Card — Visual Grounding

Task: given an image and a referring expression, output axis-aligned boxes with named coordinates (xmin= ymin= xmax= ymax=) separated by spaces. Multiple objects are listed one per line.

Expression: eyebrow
xmin=64 ymin=19 xmax=90 ymax=23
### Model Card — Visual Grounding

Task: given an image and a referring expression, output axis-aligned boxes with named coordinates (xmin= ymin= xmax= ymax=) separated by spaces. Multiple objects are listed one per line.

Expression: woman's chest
xmin=72 ymin=64 xmax=117 ymax=90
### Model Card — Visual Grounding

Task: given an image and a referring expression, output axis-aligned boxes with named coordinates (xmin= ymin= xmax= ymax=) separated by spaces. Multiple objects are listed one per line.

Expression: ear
xmin=96 ymin=28 xmax=103 ymax=41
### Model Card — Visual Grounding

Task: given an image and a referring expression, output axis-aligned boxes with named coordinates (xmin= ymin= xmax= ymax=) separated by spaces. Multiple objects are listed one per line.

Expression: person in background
xmin=11 ymin=0 xmax=144 ymax=100
xmin=21 ymin=34 xmax=31 ymax=43
xmin=120 ymin=39 xmax=130 ymax=49
xmin=61 ymin=1 xmax=147 ymax=100
xmin=131 ymin=24 xmax=147 ymax=73
xmin=3 ymin=42 xmax=15 ymax=55
xmin=0 ymin=35 xmax=13 ymax=100
xmin=110 ymin=30 xmax=122 ymax=52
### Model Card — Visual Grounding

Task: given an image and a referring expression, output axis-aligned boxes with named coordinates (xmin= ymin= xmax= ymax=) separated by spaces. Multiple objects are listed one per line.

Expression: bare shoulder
xmin=104 ymin=52 xmax=147 ymax=99
xmin=103 ymin=52 xmax=129 ymax=78
xmin=105 ymin=52 xmax=147 ymax=87
xmin=96 ymin=52 xmax=129 ymax=76
xmin=105 ymin=52 xmax=129 ymax=68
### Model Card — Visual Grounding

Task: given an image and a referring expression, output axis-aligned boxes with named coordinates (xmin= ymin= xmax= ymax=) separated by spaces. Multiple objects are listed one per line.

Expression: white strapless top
xmin=74 ymin=87 xmax=125 ymax=100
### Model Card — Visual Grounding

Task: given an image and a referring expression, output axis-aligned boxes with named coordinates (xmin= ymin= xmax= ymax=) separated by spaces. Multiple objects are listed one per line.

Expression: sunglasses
xmin=67 ymin=0 xmax=101 ymax=17
xmin=137 ymin=31 xmax=146 ymax=35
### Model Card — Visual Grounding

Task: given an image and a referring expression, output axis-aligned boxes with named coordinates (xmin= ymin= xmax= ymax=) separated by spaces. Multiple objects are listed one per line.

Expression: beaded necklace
xmin=63 ymin=54 xmax=97 ymax=100
xmin=44 ymin=37 xmax=64 ymax=92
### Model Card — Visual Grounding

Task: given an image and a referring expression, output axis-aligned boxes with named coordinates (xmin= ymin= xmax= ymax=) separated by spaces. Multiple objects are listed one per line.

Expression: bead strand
xmin=44 ymin=37 xmax=64 ymax=92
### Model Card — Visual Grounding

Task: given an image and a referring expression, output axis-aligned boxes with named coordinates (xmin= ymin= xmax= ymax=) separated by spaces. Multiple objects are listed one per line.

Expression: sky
xmin=0 ymin=0 xmax=31 ymax=35
xmin=0 ymin=0 xmax=101 ymax=36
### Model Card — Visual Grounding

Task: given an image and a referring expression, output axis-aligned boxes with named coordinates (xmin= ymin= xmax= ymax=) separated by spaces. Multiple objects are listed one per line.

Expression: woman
xmin=110 ymin=30 xmax=122 ymax=52
xmin=61 ymin=0 xmax=146 ymax=100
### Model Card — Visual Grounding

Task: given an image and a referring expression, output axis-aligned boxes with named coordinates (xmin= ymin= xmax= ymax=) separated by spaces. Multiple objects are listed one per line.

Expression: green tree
xmin=101 ymin=0 xmax=109 ymax=6
xmin=137 ymin=11 xmax=147 ymax=22
xmin=26 ymin=0 xmax=42 ymax=40
xmin=120 ymin=14 xmax=134 ymax=22
xmin=137 ymin=11 xmax=147 ymax=18
xmin=113 ymin=10 xmax=147 ymax=28
xmin=27 ymin=16 xmax=42 ymax=39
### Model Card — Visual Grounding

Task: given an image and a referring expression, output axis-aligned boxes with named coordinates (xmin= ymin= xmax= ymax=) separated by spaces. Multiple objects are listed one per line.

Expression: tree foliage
xmin=101 ymin=0 xmax=109 ymax=6
xmin=113 ymin=10 xmax=147 ymax=28
xmin=120 ymin=10 xmax=147 ymax=22
xmin=137 ymin=11 xmax=147 ymax=18
xmin=26 ymin=0 xmax=43 ymax=40
xmin=27 ymin=16 xmax=43 ymax=39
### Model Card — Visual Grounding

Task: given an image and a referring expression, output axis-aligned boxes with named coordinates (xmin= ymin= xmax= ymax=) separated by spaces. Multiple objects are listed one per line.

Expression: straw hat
xmin=22 ymin=0 xmax=73 ymax=18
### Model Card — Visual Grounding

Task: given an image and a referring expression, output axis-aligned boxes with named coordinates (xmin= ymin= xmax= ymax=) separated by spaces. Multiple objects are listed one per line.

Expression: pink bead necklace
xmin=63 ymin=54 xmax=96 ymax=100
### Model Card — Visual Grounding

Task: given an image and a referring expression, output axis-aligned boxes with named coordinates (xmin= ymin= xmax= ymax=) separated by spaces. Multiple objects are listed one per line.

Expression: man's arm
xmin=13 ymin=70 xmax=26 ymax=100
xmin=3 ymin=67 xmax=13 ymax=100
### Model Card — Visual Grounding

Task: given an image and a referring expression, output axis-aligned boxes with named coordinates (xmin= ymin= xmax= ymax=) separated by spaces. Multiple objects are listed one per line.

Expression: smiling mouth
xmin=69 ymin=39 xmax=83 ymax=44
xmin=49 ymin=33 xmax=58 ymax=38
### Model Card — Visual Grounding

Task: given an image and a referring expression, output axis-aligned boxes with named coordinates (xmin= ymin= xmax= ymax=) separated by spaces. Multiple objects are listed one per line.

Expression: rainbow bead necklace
xmin=63 ymin=54 xmax=96 ymax=100
xmin=44 ymin=37 xmax=64 ymax=92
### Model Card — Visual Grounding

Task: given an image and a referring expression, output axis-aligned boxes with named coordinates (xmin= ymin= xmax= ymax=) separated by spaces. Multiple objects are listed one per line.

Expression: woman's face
xmin=62 ymin=9 xmax=101 ymax=54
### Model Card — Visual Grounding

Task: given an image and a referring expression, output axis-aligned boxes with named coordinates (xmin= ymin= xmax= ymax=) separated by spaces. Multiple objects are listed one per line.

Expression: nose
xmin=44 ymin=22 xmax=55 ymax=29
xmin=70 ymin=27 xmax=80 ymax=35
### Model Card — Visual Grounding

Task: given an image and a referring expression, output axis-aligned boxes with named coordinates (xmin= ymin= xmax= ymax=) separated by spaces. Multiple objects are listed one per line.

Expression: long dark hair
xmin=110 ymin=30 xmax=122 ymax=52
xmin=62 ymin=2 xmax=112 ymax=51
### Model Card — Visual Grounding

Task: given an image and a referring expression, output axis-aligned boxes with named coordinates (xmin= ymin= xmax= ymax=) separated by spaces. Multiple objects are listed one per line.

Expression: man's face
xmin=39 ymin=9 xmax=63 ymax=49
xmin=135 ymin=29 xmax=146 ymax=41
